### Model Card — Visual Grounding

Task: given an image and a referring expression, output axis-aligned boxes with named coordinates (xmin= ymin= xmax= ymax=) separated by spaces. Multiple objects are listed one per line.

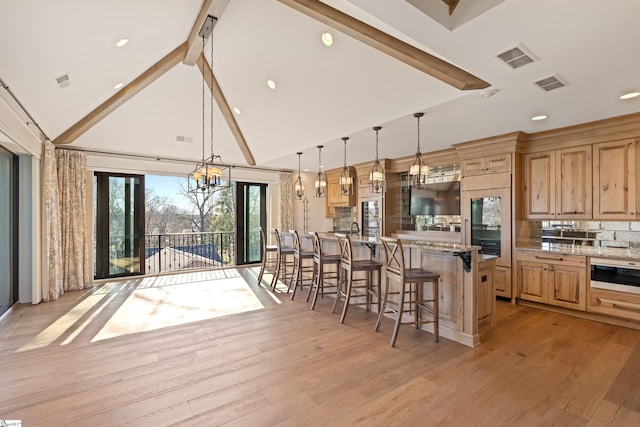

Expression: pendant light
xmin=188 ymin=16 xmax=229 ymax=194
xmin=369 ymin=126 xmax=385 ymax=193
xmin=408 ymin=112 xmax=428 ymax=189
xmin=314 ymin=145 xmax=327 ymax=198
xmin=339 ymin=137 xmax=353 ymax=196
xmin=294 ymin=152 xmax=305 ymax=200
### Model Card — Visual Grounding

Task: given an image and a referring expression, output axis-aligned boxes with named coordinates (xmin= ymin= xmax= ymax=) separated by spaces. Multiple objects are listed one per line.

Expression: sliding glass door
xmin=235 ymin=182 xmax=267 ymax=265
xmin=94 ymin=173 xmax=145 ymax=279
xmin=0 ymin=145 xmax=17 ymax=316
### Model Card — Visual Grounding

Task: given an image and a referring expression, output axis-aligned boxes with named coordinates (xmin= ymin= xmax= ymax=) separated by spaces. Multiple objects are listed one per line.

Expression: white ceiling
xmin=1 ymin=0 xmax=639 ymax=172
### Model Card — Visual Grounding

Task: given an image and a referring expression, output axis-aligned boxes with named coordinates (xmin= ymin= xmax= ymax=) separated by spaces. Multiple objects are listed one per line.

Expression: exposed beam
xmin=184 ymin=0 xmax=231 ymax=66
xmin=442 ymin=0 xmax=461 ymax=15
xmin=54 ymin=43 xmax=187 ymax=145
xmin=277 ymin=0 xmax=489 ymax=90
xmin=197 ymin=53 xmax=256 ymax=166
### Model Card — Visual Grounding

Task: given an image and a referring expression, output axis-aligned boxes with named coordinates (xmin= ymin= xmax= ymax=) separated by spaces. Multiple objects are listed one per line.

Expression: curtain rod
xmin=61 ymin=145 xmax=291 ymax=173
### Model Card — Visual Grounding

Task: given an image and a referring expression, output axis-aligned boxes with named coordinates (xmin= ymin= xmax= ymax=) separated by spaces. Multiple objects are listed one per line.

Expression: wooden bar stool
xmin=307 ymin=231 xmax=340 ymax=310
xmin=257 ymin=227 xmax=278 ymax=287
xmin=332 ymin=233 xmax=382 ymax=324
xmin=289 ymin=229 xmax=315 ymax=299
xmin=375 ymin=236 xmax=440 ymax=346
xmin=270 ymin=228 xmax=295 ymax=291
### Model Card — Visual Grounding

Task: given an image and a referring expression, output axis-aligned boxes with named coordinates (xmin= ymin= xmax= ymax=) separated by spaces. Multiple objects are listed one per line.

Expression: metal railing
xmin=144 ymin=231 xmax=235 ymax=274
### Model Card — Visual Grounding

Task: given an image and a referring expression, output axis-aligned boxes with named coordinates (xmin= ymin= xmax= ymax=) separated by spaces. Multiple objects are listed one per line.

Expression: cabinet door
xmin=328 ymin=179 xmax=346 ymax=207
xmin=462 ymin=158 xmax=486 ymax=176
xmin=518 ymin=261 xmax=548 ymax=303
xmin=523 ymin=152 xmax=555 ymax=219
xmin=593 ymin=139 xmax=636 ymax=219
xmin=548 ymin=264 xmax=586 ymax=310
xmin=477 ymin=263 xmax=495 ymax=328
xmin=485 ymin=154 xmax=511 ymax=174
xmin=556 ymin=146 xmax=592 ymax=219
xmin=494 ymin=265 xmax=511 ymax=298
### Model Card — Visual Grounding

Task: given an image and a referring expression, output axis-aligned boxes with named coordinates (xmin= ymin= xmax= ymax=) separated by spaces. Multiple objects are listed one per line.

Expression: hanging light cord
xmin=209 ymin=32 xmax=214 ymax=159
xmin=343 ymin=138 xmax=347 ymax=168
xmin=298 ymin=153 xmax=302 ymax=177
xmin=416 ymin=114 xmax=421 ymax=155
xmin=375 ymin=128 xmax=380 ymax=162
xmin=318 ymin=146 xmax=322 ymax=170
xmin=201 ymin=35 xmax=206 ymax=164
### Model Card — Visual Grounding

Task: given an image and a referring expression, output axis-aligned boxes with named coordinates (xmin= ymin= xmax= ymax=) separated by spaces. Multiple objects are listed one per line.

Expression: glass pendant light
xmin=314 ymin=145 xmax=327 ymax=198
xmin=369 ymin=126 xmax=385 ymax=193
xmin=294 ymin=152 xmax=305 ymax=200
xmin=339 ymin=137 xmax=353 ymax=196
xmin=408 ymin=112 xmax=428 ymax=189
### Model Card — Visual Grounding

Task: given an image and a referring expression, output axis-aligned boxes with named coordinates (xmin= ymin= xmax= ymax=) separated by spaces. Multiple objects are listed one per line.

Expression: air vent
xmin=55 ymin=73 xmax=70 ymax=89
xmin=534 ymin=74 xmax=567 ymax=92
xmin=176 ymin=135 xmax=194 ymax=143
xmin=495 ymin=44 xmax=537 ymax=69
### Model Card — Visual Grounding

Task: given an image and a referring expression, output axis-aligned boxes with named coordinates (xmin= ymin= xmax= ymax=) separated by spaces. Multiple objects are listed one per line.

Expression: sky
xmin=146 ymin=174 xmax=190 ymax=206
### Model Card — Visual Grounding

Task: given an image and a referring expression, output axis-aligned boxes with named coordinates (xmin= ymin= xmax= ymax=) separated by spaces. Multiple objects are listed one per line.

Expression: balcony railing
xmin=144 ymin=231 xmax=235 ymax=274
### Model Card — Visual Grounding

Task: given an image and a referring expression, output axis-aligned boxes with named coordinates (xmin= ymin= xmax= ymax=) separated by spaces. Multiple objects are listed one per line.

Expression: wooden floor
xmin=1 ymin=267 xmax=640 ymax=426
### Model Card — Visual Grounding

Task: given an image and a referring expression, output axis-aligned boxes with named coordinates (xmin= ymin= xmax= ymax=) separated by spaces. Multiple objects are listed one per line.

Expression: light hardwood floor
xmin=1 ymin=267 xmax=639 ymax=426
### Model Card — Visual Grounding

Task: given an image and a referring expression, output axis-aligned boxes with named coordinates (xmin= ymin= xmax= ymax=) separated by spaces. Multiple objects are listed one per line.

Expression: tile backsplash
xmin=521 ymin=220 xmax=640 ymax=249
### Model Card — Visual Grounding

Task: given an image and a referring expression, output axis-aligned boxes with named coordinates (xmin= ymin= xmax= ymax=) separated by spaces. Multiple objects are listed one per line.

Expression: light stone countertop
xmin=516 ymin=243 xmax=640 ymax=261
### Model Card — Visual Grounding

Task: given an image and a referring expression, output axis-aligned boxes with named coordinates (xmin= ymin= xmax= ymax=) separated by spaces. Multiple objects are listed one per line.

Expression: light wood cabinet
xmin=326 ymin=168 xmax=357 ymax=217
xmin=593 ymin=139 xmax=637 ymax=219
xmin=462 ymin=154 xmax=511 ymax=177
xmin=516 ymin=251 xmax=587 ymax=311
xmin=477 ymin=259 xmax=495 ymax=334
xmin=494 ymin=265 xmax=512 ymax=298
xmin=588 ymin=287 xmax=640 ymax=321
xmin=523 ymin=146 xmax=592 ymax=219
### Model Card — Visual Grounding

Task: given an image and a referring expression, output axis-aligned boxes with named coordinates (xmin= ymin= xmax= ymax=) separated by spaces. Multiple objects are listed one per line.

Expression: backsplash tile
xmin=523 ymin=220 xmax=640 ymax=249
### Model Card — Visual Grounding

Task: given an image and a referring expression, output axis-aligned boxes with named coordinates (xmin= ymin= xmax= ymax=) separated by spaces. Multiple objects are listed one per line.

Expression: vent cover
xmin=534 ymin=74 xmax=567 ymax=92
xmin=176 ymin=135 xmax=194 ymax=143
xmin=55 ymin=73 xmax=70 ymax=88
xmin=495 ymin=44 xmax=537 ymax=69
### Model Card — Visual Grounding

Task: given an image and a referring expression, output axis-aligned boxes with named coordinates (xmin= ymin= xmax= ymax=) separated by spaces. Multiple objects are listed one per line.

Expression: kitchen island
xmin=317 ymin=233 xmax=491 ymax=347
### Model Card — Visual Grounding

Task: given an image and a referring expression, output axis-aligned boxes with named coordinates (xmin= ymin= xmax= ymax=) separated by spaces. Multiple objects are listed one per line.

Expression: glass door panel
xmin=236 ymin=182 xmax=267 ymax=265
xmin=95 ymin=173 xmax=144 ymax=279
xmin=0 ymin=146 xmax=16 ymax=316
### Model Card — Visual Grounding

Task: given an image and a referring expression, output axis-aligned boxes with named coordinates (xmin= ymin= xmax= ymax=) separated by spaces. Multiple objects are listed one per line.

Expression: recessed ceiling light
xmin=480 ymin=89 xmax=498 ymax=98
xmin=619 ymin=91 xmax=640 ymax=100
xmin=321 ymin=32 xmax=333 ymax=46
xmin=114 ymin=82 xmax=124 ymax=90
xmin=267 ymin=79 xmax=276 ymax=90
xmin=531 ymin=115 xmax=548 ymax=121
xmin=233 ymin=107 xmax=241 ymax=114
xmin=116 ymin=38 xmax=129 ymax=48
xmin=303 ymin=168 xmax=309 ymax=172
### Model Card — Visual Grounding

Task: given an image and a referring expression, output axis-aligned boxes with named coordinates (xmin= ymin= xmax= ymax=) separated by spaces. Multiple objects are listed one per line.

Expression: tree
xmin=210 ymin=184 xmax=235 ymax=232
xmin=145 ymin=188 xmax=189 ymax=234
xmin=177 ymin=181 xmax=220 ymax=232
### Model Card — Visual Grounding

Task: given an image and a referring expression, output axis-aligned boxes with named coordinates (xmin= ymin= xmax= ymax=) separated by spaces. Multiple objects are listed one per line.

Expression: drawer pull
xmin=598 ymin=297 xmax=640 ymax=312
xmin=535 ymin=255 xmax=564 ymax=261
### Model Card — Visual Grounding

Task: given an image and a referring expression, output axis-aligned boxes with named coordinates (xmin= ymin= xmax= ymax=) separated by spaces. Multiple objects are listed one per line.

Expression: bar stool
xmin=375 ymin=236 xmax=440 ymax=346
xmin=257 ymin=227 xmax=278 ymax=287
xmin=270 ymin=228 xmax=295 ymax=291
xmin=289 ymin=229 xmax=315 ymax=299
xmin=307 ymin=231 xmax=340 ymax=310
xmin=332 ymin=233 xmax=382 ymax=324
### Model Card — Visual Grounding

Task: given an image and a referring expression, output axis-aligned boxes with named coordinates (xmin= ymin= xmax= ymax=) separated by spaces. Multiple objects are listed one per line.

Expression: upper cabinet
xmin=522 ymin=145 xmax=593 ymax=219
xmin=325 ymin=167 xmax=357 ymax=217
xmin=462 ymin=153 xmax=511 ymax=177
xmin=593 ymin=139 xmax=637 ymax=219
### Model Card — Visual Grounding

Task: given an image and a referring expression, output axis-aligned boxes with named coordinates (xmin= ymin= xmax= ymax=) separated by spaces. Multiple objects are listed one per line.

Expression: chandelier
xmin=408 ymin=112 xmax=428 ymax=189
xmin=314 ymin=145 xmax=327 ymax=198
xmin=369 ymin=126 xmax=385 ymax=193
xmin=339 ymin=136 xmax=353 ymax=195
xmin=294 ymin=152 xmax=305 ymax=200
xmin=189 ymin=16 xmax=229 ymax=194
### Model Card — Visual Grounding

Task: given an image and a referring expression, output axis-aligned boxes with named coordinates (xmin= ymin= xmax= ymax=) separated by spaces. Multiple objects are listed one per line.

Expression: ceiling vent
xmin=55 ymin=73 xmax=70 ymax=89
xmin=176 ymin=135 xmax=194 ymax=144
xmin=495 ymin=44 xmax=537 ymax=69
xmin=533 ymin=74 xmax=567 ymax=92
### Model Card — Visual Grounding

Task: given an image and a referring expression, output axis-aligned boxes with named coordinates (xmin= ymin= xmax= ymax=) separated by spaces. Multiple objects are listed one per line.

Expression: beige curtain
xmin=278 ymin=171 xmax=293 ymax=231
xmin=42 ymin=144 xmax=92 ymax=301
xmin=42 ymin=141 xmax=62 ymax=301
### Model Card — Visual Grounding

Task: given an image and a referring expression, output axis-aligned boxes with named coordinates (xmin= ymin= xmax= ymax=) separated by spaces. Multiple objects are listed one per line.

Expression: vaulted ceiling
xmin=1 ymin=0 xmax=639 ymax=172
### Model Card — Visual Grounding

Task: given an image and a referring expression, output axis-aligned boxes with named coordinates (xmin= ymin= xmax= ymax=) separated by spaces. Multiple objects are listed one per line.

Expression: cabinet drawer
xmin=588 ymin=288 xmax=640 ymax=321
xmin=516 ymin=250 xmax=586 ymax=268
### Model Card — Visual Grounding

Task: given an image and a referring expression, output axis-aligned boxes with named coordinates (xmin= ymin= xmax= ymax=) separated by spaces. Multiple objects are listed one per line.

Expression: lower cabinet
xmin=588 ymin=288 xmax=640 ymax=321
xmin=516 ymin=251 xmax=587 ymax=311
xmin=494 ymin=265 xmax=511 ymax=298
xmin=477 ymin=259 xmax=495 ymax=334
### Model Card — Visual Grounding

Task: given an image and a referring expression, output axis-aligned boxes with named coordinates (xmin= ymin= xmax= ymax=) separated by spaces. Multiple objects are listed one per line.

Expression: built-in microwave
xmin=590 ymin=258 xmax=640 ymax=295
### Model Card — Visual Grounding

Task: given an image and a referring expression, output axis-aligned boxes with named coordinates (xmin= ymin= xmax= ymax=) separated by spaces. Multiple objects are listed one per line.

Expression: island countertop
xmin=316 ymin=232 xmax=479 ymax=253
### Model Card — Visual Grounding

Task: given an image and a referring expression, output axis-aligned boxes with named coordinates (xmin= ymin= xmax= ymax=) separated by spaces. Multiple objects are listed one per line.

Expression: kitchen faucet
xmin=350 ymin=221 xmax=360 ymax=236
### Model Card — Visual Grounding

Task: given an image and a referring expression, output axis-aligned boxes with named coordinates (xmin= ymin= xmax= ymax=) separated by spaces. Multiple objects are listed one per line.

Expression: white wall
xmin=292 ymin=171 xmax=332 ymax=233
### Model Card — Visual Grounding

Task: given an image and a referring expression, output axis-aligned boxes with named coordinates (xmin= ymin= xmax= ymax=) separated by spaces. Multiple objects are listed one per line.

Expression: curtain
xmin=278 ymin=171 xmax=293 ymax=231
xmin=42 ymin=141 xmax=62 ymax=301
xmin=42 ymin=144 xmax=92 ymax=301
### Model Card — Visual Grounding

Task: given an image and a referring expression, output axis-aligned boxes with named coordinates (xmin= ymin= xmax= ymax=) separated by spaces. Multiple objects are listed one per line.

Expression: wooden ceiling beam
xmin=53 ymin=43 xmax=187 ymax=145
xmin=197 ymin=53 xmax=256 ymax=165
xmin=442 ymin=0 xmax=461 ymax=16
xmin=277 ymin=0 xmax=489 ymax=90
xmin=184 ymin=0 xmax=231 ymax=66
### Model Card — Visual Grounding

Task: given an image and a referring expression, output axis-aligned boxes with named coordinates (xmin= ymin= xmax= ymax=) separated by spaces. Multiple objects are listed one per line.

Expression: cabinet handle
xmin=535 ymin=255 xmax=564 ymax=261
